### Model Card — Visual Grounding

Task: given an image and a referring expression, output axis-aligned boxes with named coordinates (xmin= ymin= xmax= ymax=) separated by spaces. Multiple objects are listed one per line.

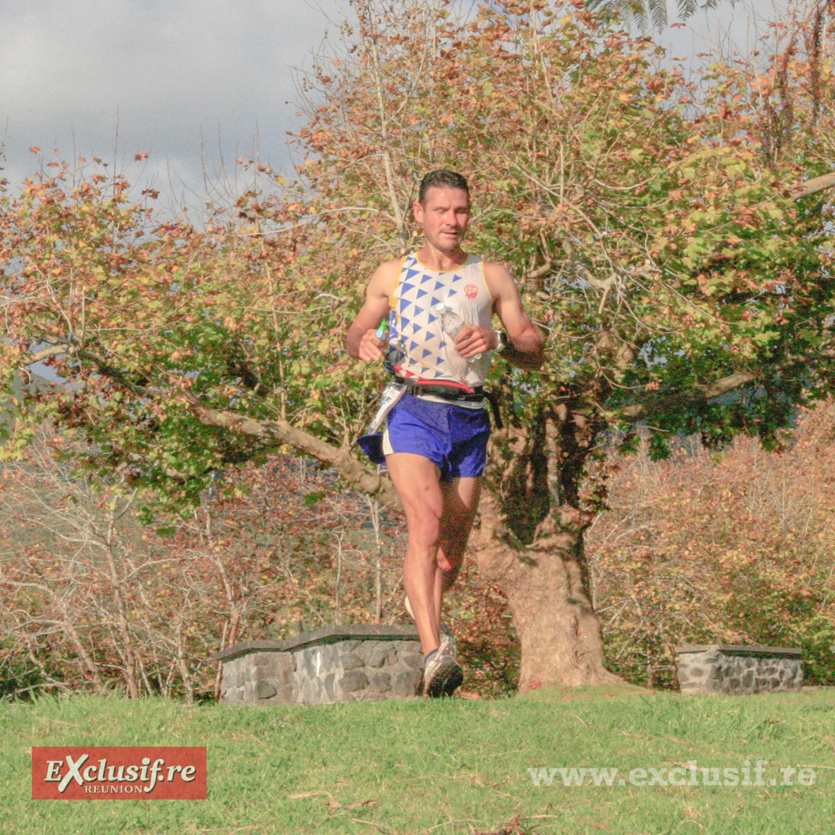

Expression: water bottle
xmin=376 ymin=320 xmax=401 ymax=375
xmin=434 ymin=302 xmax=482 ymax=361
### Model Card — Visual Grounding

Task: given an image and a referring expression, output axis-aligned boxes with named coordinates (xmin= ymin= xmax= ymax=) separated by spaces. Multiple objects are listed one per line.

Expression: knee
xmin=406 ymin=507 xmax=442 ymax=552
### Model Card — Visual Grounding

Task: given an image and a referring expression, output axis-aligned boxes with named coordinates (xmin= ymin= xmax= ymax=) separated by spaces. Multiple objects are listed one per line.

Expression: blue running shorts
xmin=359 ymin=394 xmax=490 ymax=482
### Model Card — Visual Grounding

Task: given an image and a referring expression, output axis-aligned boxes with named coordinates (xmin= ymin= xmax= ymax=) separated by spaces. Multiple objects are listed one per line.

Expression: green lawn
xmin=5 ymin=686 xmax=834 ymax=834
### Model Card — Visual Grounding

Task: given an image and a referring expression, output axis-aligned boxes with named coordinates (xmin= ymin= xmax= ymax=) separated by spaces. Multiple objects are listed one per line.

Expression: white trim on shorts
xmin=382 ymin=425 xmax=394 ymax=457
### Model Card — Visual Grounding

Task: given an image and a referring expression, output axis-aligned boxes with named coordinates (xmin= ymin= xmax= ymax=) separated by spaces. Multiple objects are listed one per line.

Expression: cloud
xmin=0 ymin=0 xmax=341 ymax=192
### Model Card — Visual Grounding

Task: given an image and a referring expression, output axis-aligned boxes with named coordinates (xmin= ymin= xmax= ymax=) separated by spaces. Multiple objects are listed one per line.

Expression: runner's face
xmin=414 ymin=186 xmax=470 ymax=254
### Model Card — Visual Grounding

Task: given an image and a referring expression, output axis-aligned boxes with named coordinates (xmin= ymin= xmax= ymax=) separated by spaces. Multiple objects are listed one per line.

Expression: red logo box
xmin=32 ymin=747 xmax=207 ymax=799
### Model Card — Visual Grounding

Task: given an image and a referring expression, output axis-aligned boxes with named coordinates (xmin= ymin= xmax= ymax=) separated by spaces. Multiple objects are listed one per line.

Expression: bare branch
xmin=619 ymin=369 xmax=759 ymax=420
xmin=791 ymin=171 xmax=835 ymax=201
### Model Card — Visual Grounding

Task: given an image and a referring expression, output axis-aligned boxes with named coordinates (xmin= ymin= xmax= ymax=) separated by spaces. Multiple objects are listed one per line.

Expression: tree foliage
xmin=589 ymin=401 xmax=835 ymax=688
xmin=588 ymin=0 xmax=734 ymax=31
xmin=2 ymin=0 xmax=831 ymax=505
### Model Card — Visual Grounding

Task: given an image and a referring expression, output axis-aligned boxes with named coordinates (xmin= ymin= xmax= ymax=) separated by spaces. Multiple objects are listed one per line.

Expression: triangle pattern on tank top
xmin=385 ymin=253 xmax=489 ymax=386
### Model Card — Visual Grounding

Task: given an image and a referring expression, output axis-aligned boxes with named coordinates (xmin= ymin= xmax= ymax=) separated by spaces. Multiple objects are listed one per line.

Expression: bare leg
xmin=386 ymin=452 xmax=481 ymax=655
xmin=386 ymin=453 xmax=444 ymax=655
xmin=437 ymin=475 xmax=482 ymax=596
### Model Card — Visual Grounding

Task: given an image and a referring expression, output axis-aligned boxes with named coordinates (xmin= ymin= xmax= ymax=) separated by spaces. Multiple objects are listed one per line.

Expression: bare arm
xmin=475 ymin=262 xmax=545 ymax=370
xmin=346 ymin=260 xmax=399 ymax=362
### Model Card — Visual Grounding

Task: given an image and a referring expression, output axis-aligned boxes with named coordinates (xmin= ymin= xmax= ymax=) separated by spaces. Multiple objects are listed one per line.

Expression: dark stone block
xmin=392 ymin=669 xmax=422 ymax=696
xmin=256 ymin=681 xmax=277 ymax=700
xmin=402 ymin=652 xmax=423 ymax=670
xmin=324 ymin=673 xmax=337 ymax=700
xmin=676 ymin=645 xmax=803 ymax=694
xmin=342 ymin=670 xmax=370 ymax=693
xmin=369 ymin=672 xmax=392 ymax=693
xmin=216 ymin=627 xmax=422 ymax=705
xmin=341 ymin=653 xmax=366 ymax=671
xmin=360 ymin=645 xmax=388 ymax=668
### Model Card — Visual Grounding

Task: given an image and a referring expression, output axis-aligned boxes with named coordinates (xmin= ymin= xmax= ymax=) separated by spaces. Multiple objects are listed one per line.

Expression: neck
xmin=416 ymin=244 xmax=469 ymax=272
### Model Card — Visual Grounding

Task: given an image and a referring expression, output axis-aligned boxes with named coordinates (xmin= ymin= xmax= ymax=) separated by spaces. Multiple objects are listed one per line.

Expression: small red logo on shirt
xmin=464 ymin=284 xmax=478 ymax=299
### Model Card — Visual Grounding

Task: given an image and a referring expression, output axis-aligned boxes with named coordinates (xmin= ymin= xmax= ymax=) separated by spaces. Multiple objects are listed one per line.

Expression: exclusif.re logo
xmin=32 ymin=747 xmax=207 ymax=800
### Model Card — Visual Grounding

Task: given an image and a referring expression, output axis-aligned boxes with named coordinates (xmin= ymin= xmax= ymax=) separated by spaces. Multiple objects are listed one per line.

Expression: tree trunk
xmin=473 ymin=491 xmax=620 ymax=689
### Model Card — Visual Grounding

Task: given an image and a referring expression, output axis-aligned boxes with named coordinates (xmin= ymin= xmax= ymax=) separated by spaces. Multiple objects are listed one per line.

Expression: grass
xmin=5 ymin=685 xmax=834 ymax=834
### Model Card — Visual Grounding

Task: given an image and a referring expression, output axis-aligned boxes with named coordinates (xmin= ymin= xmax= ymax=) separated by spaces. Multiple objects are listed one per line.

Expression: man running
xmin=346 ymin=170 xmax=544 ymax=697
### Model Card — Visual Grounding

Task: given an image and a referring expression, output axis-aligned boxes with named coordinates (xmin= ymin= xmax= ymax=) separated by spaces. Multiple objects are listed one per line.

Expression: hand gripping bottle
xmin=434 ymin=301 xmax=482 ymax=361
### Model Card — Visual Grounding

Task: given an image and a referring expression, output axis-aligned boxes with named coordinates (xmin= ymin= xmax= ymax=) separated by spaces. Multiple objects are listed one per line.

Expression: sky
xmin=0 ymin=0 xmax=344 ymax=211
xmin=0 ymin=0 xmax=784 ymax=215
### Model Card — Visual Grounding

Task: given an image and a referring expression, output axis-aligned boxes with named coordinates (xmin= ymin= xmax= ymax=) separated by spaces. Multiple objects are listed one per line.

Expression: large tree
xmin=2 ymin=0 xmax=834 ymax=689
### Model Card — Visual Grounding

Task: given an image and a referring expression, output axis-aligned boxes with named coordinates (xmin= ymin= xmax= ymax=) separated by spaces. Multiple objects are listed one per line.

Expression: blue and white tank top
xmin=385 ymin=252 xmax=493 ymax=391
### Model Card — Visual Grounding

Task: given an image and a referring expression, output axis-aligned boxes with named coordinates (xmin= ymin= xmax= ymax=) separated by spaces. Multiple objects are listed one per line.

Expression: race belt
xmin=394 ymin=377 xmax=503 ymax=428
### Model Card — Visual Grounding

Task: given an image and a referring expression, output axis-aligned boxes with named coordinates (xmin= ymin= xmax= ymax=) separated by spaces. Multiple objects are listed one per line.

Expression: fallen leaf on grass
xmin=346 ymin=800 xmax=377 ymax=810
xmin=287 ymin=791 xmax=376 ymax=813
xmin=456 ymin=689 xmax=481 ymax=700
xmin=288 ymin=790 xmax=340 ymax=810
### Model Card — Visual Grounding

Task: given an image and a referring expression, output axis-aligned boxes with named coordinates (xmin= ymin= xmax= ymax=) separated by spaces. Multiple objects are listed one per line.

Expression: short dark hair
xmin=418 ymin=170 xmax=469 ymax=204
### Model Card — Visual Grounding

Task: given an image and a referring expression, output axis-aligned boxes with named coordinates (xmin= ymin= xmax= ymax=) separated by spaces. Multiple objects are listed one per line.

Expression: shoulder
xmin=372 ymin=256 xmax=404 ymax=280
xmin=480 ymin=259 xmax=518 ymax=299
xmin=366 ymin=256 xmax=404 ymax=298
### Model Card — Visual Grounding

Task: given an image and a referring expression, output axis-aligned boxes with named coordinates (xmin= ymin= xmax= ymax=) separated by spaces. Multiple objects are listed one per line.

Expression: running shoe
xmin=422 ymin=648 xmax=463 ymax=698
xmin=405 ymin=595 xmax=456 ymax=657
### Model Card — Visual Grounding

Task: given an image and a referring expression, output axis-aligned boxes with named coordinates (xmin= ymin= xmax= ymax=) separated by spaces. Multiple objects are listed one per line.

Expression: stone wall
xmin=675 ymin=644 xmax=802 ymax=695
xmin=214 ymin=625 xmax=423 ymax=706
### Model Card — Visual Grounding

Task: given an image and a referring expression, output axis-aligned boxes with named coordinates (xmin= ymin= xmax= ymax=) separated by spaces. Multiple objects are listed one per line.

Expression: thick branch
xmin=26 ymin=342 xmax=155 ymax=401
xmin=791 ymin=171 xmax=835 ymax=200
xmin=194 ymin=406 xmax=403 ymax=513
